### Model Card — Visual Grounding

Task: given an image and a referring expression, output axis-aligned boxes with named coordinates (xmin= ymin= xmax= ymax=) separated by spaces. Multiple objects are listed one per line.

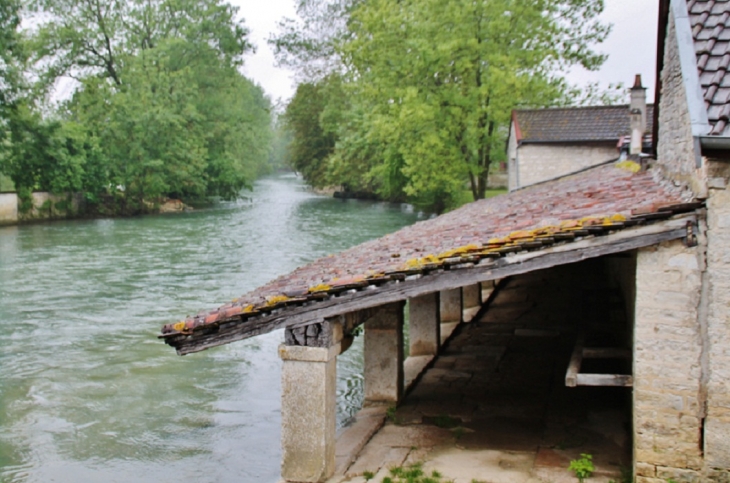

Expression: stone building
xmin=507 ymin=81 xmax=654 ymax=191
xmin=159 ymin=0 xmax=730 ymax=481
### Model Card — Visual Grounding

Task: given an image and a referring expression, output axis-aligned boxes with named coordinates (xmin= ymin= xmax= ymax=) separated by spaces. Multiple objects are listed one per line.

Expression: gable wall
xmin=511 ymin=143 xmax=617 ymax=190
xmin=657 ymin=13 xmax=705 ymax=194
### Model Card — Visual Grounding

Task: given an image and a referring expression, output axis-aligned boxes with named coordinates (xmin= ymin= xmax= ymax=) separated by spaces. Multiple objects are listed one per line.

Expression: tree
xmin=283 ymin=80 xmax=336 ymax=188
xmin=17 ymin=0 xmax=273 ymax=211
xmin=338 ymin=0 xmax=610 ymax=209
xmin=270 ymin=0 xmax=357 ymax=81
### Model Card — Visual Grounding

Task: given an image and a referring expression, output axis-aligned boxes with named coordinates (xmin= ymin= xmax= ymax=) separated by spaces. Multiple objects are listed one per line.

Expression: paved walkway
xmin=331 ymin=260 xmax=632 ymax=483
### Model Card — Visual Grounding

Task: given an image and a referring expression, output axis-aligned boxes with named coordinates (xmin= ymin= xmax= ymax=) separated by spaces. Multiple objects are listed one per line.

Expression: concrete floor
xmin=330 ymin=261 xmax=633 ymax=483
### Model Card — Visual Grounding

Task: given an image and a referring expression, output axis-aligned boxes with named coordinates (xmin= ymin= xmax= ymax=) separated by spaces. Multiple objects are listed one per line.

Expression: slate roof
xmin=689 ymin=0 xmax=730 ymax=136
xmin=513 ymin=105 xmax=655 ymax=143
xmin=161 ymin=162 xmax=697 ymax=347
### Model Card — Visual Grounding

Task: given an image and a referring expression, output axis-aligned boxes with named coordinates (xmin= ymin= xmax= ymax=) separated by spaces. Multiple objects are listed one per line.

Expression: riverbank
xmin=0 ymin=190 xmax=193 ymax=226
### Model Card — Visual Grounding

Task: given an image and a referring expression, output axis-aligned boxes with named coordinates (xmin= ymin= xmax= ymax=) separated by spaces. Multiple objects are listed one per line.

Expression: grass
xmin=380 ymin=462 xmax=453 ymax=483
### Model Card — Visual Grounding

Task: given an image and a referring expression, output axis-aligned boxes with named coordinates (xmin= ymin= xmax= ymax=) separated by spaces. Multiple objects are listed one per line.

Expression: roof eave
xmin=163 ymin=214 xmax=697 ymax=356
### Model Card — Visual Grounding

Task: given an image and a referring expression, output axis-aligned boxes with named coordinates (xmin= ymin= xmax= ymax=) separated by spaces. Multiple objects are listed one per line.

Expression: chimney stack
xmin=629 ymin=74 xmax=647 ymax=155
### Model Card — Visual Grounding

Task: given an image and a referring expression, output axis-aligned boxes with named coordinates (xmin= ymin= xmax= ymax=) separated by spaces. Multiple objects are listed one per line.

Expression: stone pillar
xmin=364 ymin=302 xmax=405 ymax=404
xmin=633 ymin=240 xmax=704 ymax=482
xmin=439 ymin=288 xmax=462 ymax=323
xmin=408 ymin=292 xmax=440 ymax=356
xmin=279 ymin=322 xmax=341 ymax=483
xmin=462 ymin=284 xmax=481 ymax=309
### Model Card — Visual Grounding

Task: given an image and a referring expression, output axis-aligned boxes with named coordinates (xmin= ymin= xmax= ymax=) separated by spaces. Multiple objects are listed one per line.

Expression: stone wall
xmin=0 ymin=193 xmax=17 ymax=224
xmin=703 ymin=158 xmax=730 ymax=480
xmin=657 ymin=14 xmax=705 ymax=195
xmin=509 ymin=142 xmax=617 ymax=190
xmin=0 ymin=192 xmax=83 ymax=225
xmin=634 ymin=239 xmax=705 ymax=482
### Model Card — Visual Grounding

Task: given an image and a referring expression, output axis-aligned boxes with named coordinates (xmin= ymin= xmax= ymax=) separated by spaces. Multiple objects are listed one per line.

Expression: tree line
xmin=273 ymin=0 xmax=618 ymax=213
xmin=0 ymin=0 xmax=274 ymax=215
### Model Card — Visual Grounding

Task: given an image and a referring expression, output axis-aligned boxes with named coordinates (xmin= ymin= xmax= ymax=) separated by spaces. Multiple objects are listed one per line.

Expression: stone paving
xmin=331 ymin=260 xmax=633 ymax=483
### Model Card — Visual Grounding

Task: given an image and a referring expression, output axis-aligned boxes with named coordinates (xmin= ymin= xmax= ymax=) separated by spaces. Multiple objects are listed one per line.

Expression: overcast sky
xmin=231 ymin=0 xmax=659 ymax=105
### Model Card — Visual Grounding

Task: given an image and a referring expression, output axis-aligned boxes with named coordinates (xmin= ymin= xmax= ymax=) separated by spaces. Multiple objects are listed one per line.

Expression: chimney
xmin=629 ymin=74 xmax=647 ymax=155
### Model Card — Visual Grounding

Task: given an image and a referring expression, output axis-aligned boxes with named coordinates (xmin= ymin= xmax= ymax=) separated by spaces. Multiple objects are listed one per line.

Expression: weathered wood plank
xmin=575 ymin=374 xmax=634 ymax=387
xmin=170 ymin=215 xmax=694 ymax=355
xmin=582 ymin=348 xmax=632 ymax=359
xmin=565 ymin=335 xmax=585 ymax=388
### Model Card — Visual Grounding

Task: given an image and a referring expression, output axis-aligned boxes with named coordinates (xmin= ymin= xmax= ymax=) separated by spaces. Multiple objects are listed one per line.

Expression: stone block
xmin=705 ymin=418 xmax=730 ymax=468
xmin=636 ymin=462 xmax=656 ymax=477
xmin=655 ymin=466 xmax=701 ymax=482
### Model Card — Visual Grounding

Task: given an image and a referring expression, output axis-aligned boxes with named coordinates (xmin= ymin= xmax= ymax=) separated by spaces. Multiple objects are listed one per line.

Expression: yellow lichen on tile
xmin=308 ymin=284 xmax=332 ymax=293
xmin=438 ymin=244 xmax=480 ymax=259
xmin=615 ymin=160 xmax=641 ymax=173
xmin=173 ymin=321 xmax=186 ymax=332
xmin=265 ymin=295 xmax=290 ymax=306
xmin=242 ymin=304 xmax=256 ymax=313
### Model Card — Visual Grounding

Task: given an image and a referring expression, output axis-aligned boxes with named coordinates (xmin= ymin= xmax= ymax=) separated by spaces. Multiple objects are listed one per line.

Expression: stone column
xmin=633 ymin=240 xmax=704 ymax=482
xmin=408 ymin=292 xmax=440 ymax=356
xmin=462 ymin=284 xmax=481 ymax=309
xmin=279 ymin=322 xmax=341 ymax=483
xmin=439 ymin=288 xmax=462 ymax=323
xmin=364 ymin=302 xmax=405 ymax=404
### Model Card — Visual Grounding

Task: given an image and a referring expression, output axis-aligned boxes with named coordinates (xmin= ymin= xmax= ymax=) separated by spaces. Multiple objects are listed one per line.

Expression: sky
xmin=231 ymin=0 xmax=660 ymax=105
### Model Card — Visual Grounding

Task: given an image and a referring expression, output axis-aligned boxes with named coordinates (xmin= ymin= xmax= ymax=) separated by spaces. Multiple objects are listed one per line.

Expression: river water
xmin=0 ymin=173 xmax=423 ymax=483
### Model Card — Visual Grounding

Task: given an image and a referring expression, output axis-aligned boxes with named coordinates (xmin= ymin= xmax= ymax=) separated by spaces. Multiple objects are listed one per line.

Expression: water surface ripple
xmin=0 ymin=173 xmax=422 ymax=483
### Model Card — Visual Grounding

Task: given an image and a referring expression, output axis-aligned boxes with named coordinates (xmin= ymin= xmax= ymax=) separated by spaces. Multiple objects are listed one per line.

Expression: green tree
xmin=339 ymin=0 xmax=610 ymax=209
xmin=20 ymin=0 xmax=272 ymax=211
xmin=283 ymin=79 xmax=337 ymax=189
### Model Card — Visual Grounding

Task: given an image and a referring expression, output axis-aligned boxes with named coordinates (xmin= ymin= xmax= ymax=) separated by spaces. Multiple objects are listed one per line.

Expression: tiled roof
xmin=514 ymin=105 xmax=655 ymax=143
xmin=161 ymin=162 xmax=697 ymax=346
xmin=689 ymin=0 xmax=730 ymax=135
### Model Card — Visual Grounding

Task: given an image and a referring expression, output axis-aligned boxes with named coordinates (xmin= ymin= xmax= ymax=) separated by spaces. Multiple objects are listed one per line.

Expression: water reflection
xmin=0 ymin=173 xmax=422 ymax=482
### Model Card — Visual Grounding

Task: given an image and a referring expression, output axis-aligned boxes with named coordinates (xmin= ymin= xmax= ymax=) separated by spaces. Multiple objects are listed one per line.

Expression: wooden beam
xmin=565 ymin=335 xmax=585 ymax=388
xmin=575 ymin=374 xmax=633 ymax=387
xmin=168 ymin=215 xmax=694 ymax=355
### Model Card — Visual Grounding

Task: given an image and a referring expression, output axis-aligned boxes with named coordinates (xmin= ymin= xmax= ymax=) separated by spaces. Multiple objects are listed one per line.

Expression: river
xmin=0 ymin=173 xmax=424 ymax=483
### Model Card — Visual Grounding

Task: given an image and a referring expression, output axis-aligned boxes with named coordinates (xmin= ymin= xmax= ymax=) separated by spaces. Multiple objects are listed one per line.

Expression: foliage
xmin=283 ymin=79 xmax=337 ymax=188
xmin=380 ymin=463 xmax=452 ymax=483
xmin=274 ymin=0 xmax=613 ymax=213
xmin=1 ymin=0 xmax=273 ymax=214
xmin=269 ymin=0 xmax=357 ymax=81
xmin=568 ymin=453 xmax=595 ymax=483
xmin=338 ymin=0 xmax=610 ymax=210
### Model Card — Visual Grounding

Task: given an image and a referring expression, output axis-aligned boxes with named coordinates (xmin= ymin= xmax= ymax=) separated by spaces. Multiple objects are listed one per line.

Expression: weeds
xmin=568 ymin=453 xmax=595 ymax=483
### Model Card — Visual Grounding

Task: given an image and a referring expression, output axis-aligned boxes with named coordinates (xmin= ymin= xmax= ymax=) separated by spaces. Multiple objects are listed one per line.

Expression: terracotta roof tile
xmin=514 ymin=105 xmax=655 ymax=143
xmin=161 ymin=163 xmax=695 ymax=340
